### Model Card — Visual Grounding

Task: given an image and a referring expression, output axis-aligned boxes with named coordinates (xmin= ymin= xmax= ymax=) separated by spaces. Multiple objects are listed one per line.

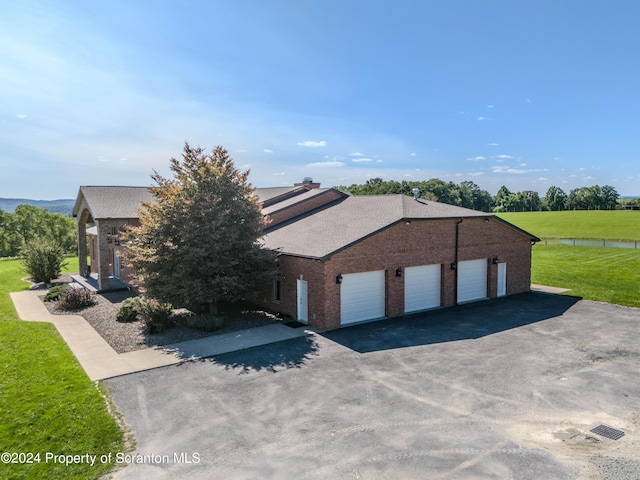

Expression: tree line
xmin=0 ymin=205 xmax=76 ymax=257
xmin=335 ymin=178 xmax=625 ymax=212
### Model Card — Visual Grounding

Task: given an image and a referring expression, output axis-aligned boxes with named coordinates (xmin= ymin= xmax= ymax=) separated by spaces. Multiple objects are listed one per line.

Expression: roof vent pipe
xmin=412 ymin=187 xmax=420 ymax=200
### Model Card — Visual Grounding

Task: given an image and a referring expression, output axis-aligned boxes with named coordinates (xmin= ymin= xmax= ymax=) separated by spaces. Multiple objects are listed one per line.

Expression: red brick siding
xmin=252 ymin=255 xmax=328 ymax=327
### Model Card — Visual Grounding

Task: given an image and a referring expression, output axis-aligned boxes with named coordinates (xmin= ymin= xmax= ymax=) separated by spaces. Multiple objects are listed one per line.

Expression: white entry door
xmin=497 ymin=262 xmax=507 ymax=297
xmin=340 ymin=270 xmax=385 ymax=325
xmin=457 ymin=259 xmax=488 ymax=303
xmin=297 ymin=279 xmax=308 ymax=323
xmin=404 ymin=264 xmax=441 ymax=313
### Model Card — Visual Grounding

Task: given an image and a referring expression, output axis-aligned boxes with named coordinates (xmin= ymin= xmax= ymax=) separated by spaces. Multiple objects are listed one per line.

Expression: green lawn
xmin=0 ymin=258 xmax=125 ymax=480
xmin=497 ymin=210 xmax=640 ymax=241
xmin=532 ymin=244 xmax=640 ymax=308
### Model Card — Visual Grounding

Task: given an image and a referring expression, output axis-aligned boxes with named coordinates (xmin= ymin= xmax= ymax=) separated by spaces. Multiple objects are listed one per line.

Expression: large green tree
xmin=123 ymin=143 xmax=276 ymax=314
xmin=0 ymin=206 xmax=76 ymax=257
xmin=543 ymin=186 xmax=568 ymax=211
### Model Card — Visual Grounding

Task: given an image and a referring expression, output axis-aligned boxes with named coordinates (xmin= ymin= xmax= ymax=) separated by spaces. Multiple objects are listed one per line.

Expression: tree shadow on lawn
xmin=321 ymin=292 xmax=582 ymax=354
xmin=184 ymin=334 xmax=320 ymax=375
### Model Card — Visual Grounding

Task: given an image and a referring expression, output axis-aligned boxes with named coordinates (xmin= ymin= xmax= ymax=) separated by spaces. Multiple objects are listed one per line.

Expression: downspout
xmin=452 ymin=218 xmax=463 ymax=305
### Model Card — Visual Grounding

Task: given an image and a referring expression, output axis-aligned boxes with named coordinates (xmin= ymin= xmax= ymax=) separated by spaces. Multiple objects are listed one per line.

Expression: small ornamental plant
xmin=57 ymin=289 xmax=97 ymax=311
xmin=44 ymin=285 xmax=70 ymax=302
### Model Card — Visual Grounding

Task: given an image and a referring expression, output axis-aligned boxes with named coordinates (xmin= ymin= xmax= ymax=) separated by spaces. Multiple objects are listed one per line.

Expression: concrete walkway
xmin=530 ymin=283 xmax=571 ymax=294
xmin=10 ymin=290 xmax=311 ymax=381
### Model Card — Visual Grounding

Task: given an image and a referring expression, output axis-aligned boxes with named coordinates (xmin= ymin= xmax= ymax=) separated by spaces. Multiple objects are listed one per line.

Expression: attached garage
xmin=404 ymin=264 xmax=441 ymax=313
xmin=457 ymin=259 xmax=488 ymax=303
xmin=340 ymin=270 xmax=385 ymax=325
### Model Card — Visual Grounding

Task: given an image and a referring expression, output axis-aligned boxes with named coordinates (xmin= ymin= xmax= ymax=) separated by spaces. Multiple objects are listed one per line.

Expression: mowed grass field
xmin=497 ymin=210 xmax=640 ymax=308
xmin=0 ymin=258 xmax=125 ymax=480
xmin=497 ymin=210 xmax=640 ymax=240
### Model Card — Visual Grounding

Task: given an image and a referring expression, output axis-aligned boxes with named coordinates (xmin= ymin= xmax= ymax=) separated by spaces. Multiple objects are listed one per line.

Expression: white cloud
xmin=538 ymin=177 xmax=548 ymax=181
xmin=263 ymin=149 xmax=273 ymax=153
xmin=376 ymin=160 xmax=383 ymax=163
xmin=487 ymin=143 xmax=499 ymax=146
xmin=352 ymin=158 xmax=373 ymax=163
xmin=409 ymin=152 xmax=416 ymax=156
xmin=272 ymin=172 xmax=285 ymax=175
xmin=467 ymin=156 xmax=486 ymax=161
xmin=519 ymin=163 xmax=527 ymax=167
xmin=16 ymin=114 xmax=27 ymax=118
xmin=487 ymin=104 xmax=495 ymax=108
xmin=306 ymin=161 xmax=345 ymax=167
xmin=366 ymin=173 xmax=386 ymax=178
xmin=491 ymin=165 xmax=549 ymax=174
xmin=350 ymin=152 xmax=364 ymax=157
xmin=469 ymin=171 xmax=485 ymax=177
xmin=297 ymin=140 xmax=327 ymax=147
xmin=495 ymin=154 xmax=514 ymax=159
xmin=477 ymin=116 xmax=486 ymax=121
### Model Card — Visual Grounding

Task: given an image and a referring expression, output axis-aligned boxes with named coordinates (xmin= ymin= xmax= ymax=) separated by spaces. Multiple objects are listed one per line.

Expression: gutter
xmin=452 ymin=218 xmax=463 ymax=305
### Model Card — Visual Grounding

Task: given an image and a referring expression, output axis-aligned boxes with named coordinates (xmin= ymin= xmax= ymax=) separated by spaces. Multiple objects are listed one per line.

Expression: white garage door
xmin=457 ymin=259 xmax=488 ymax=303
xmin=340 ymin=270 xmax=385 ymax=325
xmin=404 ymin=264 xmax=441 ymax=313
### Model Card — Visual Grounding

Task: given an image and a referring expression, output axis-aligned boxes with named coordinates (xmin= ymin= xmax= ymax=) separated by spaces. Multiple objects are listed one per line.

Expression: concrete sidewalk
xmin=10 ymin=290 xmax=311 ymax=381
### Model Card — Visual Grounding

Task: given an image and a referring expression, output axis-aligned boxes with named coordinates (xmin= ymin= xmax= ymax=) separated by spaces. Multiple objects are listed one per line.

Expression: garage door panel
xmin=404 ymin=264 xmax=440 ymax=313
xmin=341 ymin=271 xmax=385 ymax=325
xmin=457 ymin=259 xmax=487 ymax=303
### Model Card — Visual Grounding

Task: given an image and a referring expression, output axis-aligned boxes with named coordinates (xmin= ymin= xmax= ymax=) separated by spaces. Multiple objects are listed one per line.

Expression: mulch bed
xmin=39 ymin=276 xmax=286 ymax=354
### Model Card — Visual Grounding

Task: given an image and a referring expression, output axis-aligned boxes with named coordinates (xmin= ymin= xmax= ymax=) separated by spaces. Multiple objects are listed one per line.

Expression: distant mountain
xmin=0 ymin=198 xmax=75 ymax=216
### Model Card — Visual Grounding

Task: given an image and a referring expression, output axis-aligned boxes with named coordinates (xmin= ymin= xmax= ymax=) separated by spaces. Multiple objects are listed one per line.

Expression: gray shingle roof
xmin=254 ymin=186 xmax=300 ymax=203
xmin=261 ymin=188 xmax=332 ymax=215
xmin=73 ymin=186 xmax=155 ymax=219
xmin=74 ymin=185 xmax=311 ymax=219
xmin=262 ymin=195 xmax=495 ymax=259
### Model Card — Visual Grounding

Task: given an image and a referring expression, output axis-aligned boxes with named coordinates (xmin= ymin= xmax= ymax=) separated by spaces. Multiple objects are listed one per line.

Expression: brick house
xmin=72 ymin=180 xmax=539 ymax=330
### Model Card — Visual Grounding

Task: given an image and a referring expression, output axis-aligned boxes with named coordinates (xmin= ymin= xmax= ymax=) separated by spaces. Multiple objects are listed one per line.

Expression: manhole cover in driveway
xmin=590 ymin=424 xmax=625 ymax=440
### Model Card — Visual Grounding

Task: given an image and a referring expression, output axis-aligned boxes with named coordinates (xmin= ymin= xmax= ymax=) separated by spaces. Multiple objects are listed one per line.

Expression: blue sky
xmin=1 ymin=0 xmax=639 ymax=199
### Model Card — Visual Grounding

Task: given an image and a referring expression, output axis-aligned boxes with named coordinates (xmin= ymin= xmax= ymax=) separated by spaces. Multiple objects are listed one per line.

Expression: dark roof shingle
xmin=262 ymin=195 xmax=500 ymax=258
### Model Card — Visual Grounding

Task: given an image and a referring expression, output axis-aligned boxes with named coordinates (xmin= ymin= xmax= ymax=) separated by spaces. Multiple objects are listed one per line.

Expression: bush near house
xmin=44 ymin=284 xmax=70 ymax=302
xmin=57 ymin=288 xmax=97 ymax=311
xmin=138 ymin=298 xmax=174 ymax=333
xmin=116 ymin=296 xmax=146 ymax=323
xmin=21 ymin=239 xmax=68 ymax=283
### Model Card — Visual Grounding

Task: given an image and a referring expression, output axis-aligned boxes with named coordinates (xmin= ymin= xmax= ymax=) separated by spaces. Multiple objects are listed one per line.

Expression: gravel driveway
xmin=105 ymin=293 xmax=640 ymax=479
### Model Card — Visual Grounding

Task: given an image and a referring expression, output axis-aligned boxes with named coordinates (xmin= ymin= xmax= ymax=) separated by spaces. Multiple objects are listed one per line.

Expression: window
xmin=272 ymin=278 xmax=281 ymax=303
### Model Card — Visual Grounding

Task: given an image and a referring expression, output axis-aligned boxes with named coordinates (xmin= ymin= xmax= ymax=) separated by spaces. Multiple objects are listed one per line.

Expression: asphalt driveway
xmin=104 ymin=293 xmax=640 ymax=479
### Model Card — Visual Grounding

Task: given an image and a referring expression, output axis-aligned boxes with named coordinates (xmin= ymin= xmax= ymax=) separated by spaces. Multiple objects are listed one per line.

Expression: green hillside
xmin=497 ymin=210 xmax=640 ymax=241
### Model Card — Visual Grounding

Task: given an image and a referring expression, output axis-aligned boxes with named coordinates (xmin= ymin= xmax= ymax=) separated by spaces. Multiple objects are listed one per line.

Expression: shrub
xmin=116 ymin=296 xmax=145 ymax=323
xmin=184 ymin=314 xmax=225 ymax=332
xmin=21 ymin=240 xmax=68 ymax=283
xmin=57 ymin=288 xmax=97 ymax=310
xmin=44 ymin=285 xmax=70 ymax=302
xmin=139 ymin=298 xmax=174 ymax=333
